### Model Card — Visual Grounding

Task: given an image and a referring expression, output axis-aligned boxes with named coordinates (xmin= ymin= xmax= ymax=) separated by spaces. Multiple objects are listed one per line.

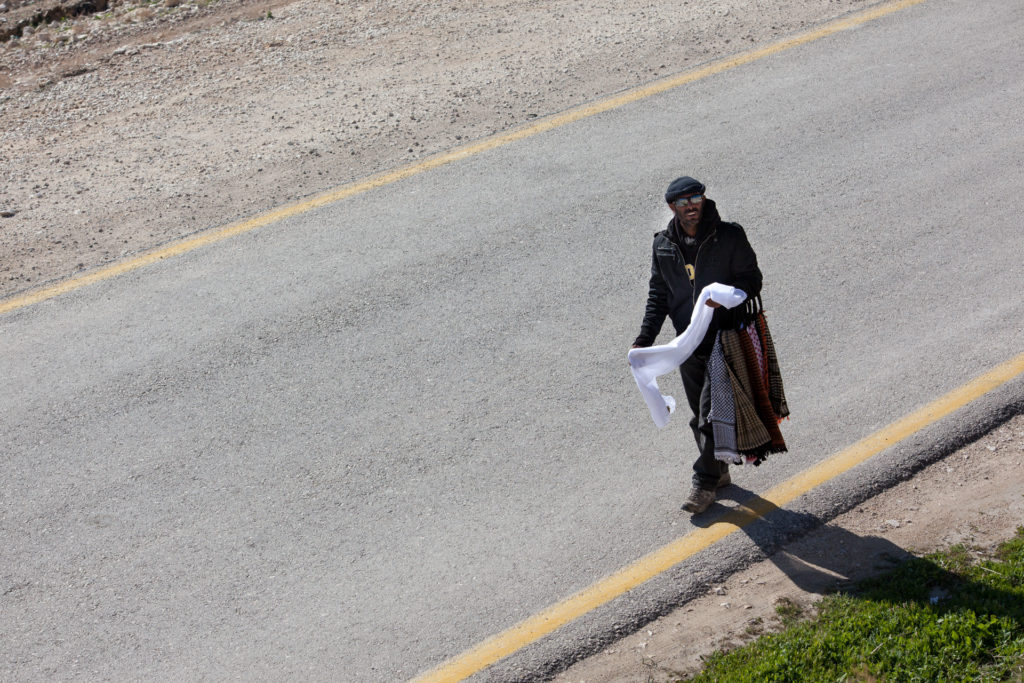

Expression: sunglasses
xmin=671 ymin=195 xmax=704 ymax=207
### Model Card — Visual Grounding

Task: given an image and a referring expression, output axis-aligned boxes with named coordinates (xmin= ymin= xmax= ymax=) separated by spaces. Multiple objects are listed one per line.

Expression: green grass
xmin=687 ymin=527 xmax=1024 ymax=682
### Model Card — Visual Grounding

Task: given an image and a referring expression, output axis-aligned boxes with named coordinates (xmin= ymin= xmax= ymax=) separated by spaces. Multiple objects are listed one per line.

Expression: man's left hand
xmin=705 ymin=300 xmax=722 ymax=308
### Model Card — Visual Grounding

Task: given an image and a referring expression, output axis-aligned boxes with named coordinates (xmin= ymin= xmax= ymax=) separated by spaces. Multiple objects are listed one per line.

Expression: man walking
xmin=632 ymin=176 xmax=763 ymax=514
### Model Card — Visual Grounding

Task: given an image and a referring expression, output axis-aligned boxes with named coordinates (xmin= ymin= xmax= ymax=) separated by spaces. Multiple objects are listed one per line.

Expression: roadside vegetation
xmin=687 ymin=527 xmax=1024 ymax=682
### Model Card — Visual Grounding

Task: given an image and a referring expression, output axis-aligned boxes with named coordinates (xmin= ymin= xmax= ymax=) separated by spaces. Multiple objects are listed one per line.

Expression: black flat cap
xmin=664 ymin=176 xmax=706 ymax=203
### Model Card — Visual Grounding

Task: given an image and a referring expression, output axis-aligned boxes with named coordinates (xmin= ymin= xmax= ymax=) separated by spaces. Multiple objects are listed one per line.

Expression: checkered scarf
xmin=757 ymin=313 xmax=789 ymax=420
xmin=719 ymin=311 xmax=788 ymax=459
xmin=708 ymin=333 xmax=742 ymax=464
xmin=720 ymin=329 xmax=773 ymax=455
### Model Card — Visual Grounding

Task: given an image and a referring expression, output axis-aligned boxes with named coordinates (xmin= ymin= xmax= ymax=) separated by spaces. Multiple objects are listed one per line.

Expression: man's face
xmin=669 ymin=194 xmax=704 ymax=234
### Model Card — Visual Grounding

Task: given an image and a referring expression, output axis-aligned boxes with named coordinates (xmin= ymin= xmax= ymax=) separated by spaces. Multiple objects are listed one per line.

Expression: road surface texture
xmin=2 ymin=0 xmax=1023 ymax=680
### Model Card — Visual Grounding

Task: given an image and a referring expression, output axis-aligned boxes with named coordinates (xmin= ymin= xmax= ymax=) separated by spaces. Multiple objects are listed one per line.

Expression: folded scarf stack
xmin=709 ymin=312 xmax=790 ymax=465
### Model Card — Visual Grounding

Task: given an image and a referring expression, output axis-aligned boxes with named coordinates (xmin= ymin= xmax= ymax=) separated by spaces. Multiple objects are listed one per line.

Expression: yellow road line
xmin=0 ymin=0 xmax=927 ymax=317
xmin=413 ymin=351 xmax=1024 ymax=682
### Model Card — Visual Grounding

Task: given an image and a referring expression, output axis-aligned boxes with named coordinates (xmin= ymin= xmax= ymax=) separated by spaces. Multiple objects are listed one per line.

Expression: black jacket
xmin=634 ymin=199 xmax=762 ymax=349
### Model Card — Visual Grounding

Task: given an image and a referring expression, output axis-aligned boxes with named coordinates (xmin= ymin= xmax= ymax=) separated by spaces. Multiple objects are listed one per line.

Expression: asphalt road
xmin=3 ymin=0 xmax=1023 ymax=680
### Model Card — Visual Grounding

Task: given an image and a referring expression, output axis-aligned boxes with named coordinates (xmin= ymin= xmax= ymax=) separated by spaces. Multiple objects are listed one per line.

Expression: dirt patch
xmin=0 ymin=0 xmax=874 ymax=297
xmin=555 ymin=413 xmax=1024 ymax=682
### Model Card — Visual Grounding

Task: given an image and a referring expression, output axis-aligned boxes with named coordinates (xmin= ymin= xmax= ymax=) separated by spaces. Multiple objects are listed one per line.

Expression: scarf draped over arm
xmin=627 ymin=283 xmax=747 ymax=428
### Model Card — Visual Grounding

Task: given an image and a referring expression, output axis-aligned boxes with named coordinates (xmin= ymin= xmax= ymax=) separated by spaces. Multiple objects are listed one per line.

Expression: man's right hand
xmin=628 ymin=344 xmax=639 ymax=367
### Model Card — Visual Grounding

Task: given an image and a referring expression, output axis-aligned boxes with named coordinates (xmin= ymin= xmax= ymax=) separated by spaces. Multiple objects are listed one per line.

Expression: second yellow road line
xmin=412 ymin=350 xmax=1024 ymax=682
xmin=0 ymin=0 xmax=928 ymax=318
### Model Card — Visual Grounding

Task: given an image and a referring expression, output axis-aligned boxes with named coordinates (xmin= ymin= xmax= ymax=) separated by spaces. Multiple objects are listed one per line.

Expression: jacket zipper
xmin=690 ymin=229 xmax=718 ymax=305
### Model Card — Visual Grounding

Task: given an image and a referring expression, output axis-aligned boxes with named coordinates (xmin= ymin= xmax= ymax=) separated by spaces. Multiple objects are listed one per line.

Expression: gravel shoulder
xmin=0 ymin=0 xmax=875 ymax=297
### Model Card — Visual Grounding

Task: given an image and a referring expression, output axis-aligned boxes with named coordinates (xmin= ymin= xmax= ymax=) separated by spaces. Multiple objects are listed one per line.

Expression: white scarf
xmin=627 ymin=283 xmax=747 ymax=428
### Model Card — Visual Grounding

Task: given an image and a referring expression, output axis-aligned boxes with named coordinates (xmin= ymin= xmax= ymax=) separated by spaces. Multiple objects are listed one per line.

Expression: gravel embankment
xmin=1 ymin=0 xmax=872 ymax=298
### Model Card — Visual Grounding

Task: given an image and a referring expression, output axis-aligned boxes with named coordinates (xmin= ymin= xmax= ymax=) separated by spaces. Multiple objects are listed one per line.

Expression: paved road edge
xmin=412 ymin=352 xmax=1024 ymax=682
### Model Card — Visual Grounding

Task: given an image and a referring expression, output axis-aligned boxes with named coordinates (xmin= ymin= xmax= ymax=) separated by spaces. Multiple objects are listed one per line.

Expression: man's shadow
xmin=688 ymin=486 xmax=913 ymax=594
xmin=688 ymin=486 xmax=1024 ymax=624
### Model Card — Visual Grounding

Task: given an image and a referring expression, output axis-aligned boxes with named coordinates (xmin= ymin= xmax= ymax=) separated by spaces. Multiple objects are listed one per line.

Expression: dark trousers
xmin=680 ymin=353 xmax=729 ymax=490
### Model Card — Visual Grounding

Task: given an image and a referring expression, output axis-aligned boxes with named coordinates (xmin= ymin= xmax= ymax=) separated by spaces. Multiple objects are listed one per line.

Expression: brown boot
xmin=682 ymin=486 xmax=715 ymax=514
